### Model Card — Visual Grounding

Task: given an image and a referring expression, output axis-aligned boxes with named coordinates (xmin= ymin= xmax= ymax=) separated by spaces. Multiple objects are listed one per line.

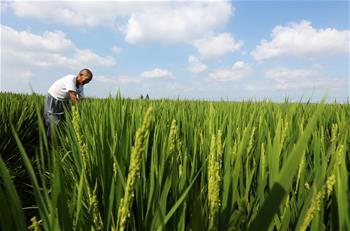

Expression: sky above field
xmin=1 ymin=1 xmax=349 ymax=102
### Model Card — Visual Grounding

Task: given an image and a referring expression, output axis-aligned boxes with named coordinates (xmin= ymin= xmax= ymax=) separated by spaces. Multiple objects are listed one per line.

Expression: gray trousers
xmin=43 ymin=94 xmax=68 ymax=137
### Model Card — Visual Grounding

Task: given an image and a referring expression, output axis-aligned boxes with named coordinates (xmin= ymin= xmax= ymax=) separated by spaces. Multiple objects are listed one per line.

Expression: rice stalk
xmin=216 ymin=130 xmax=223 ymax=173
xmin=72 ymin=105 xmax=90 ymax=172
xmin=117 ymin=107 xmax=153 ymax=231
xmin=300 ymin=174 xmax=336 ymax=231
xmin=28 ymin=216 xmax=43 ymax=231
xmin=89 ymin=183 xmax=103 ymax=230
xmin=208 ymin=130 xmax=223 ymax=230
xmin=167 ymin=119 xmax=177 ymax=158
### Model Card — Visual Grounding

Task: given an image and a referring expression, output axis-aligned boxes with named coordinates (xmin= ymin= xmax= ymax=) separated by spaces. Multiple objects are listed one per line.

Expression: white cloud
xmin=7 ymin=2 xmax=233 ymax=44
xmin=111 ymin=45 xmax=123 ymax=54
xmin=2 ymin=25 xmax=74 ymax=52
xmin=141 ymin=68 xmax=174 ymax=79
xmin=94 ymin=68 xmax=174 ymax=86
xmin=73 ymin=49 xmax=115 ymax=67
xmin=265 ymin=67 xmax=314 ymax=80
xmin=209 ymin=61 xmax=251 ymax=81
xmin=1 ymin=2 xmax=8 ymax=12
xmin=251 ymin=20 xmax=350 ymax=60
xmin=8 ymin=2 xmax=142 ymax=27
xmin=1 ymin=24 xmax=116 ymax=70
xmin=188 ymin=56 xmax=207 ymax=73
xmin=95 ymin=75 xmax=141 ymax=85
xmin=193 ymin=33 xmax=243 ymax=59
xmin=1 ymin=68 xmax=33 ymax=93
xmin=264 ymin=66 xmax=346 ymax=91
xmin=124 ymin=2 xmax=233 ymax=44
xmin=1 ymin=24 xmax=116 ymax=93
xmin=94 ymin=68 xmax=174 ymax=85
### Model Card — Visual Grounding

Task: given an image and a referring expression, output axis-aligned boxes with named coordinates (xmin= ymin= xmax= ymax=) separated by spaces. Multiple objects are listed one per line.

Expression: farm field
xmin=0 ymin=92 xmax=349 ymax=230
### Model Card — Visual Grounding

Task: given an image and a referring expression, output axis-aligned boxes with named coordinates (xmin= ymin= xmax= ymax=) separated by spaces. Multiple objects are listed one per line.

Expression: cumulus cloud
xmin=2 ymin=26 xmax=74 ymax=52
xmin=209 ymin=61 xmax=251 ymax=81
xmin=251 ymin=20 xmax=350 ymax=60
xmin=1 ymin=24 xmax=115 ymax=70
xmin=8 ymin=2 xmax=143 ymax=27
xmin=7 ymin=1 xmax=233 ymax=45
xmin=1 ymin=24 xmax=116 ymax=93
xmin=95 ymin=75 xmax=141 ymax=85
xmin=188 ymin=56 xmax=207 ymax=73
xmin=94 ymin=68 xmax=174 ymax=88
xmin=265 ymin=67 xmax=315 ymax=80
xmin=193 ymin=33 xmax=243 ymax=59
xmin=122 ymin=2 xmax=233 ymax=44
xmin=264 ymin=66 xmax=346 ymax=90
xmin=96 ymin=68 xmax=175 ymax=87
xmin=141 ymin=68 xmax=174 ymax=79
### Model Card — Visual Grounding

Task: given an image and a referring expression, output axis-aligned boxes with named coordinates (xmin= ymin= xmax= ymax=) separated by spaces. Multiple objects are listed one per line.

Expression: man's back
xmin=48 ymin=74 xmax=84 ymax=100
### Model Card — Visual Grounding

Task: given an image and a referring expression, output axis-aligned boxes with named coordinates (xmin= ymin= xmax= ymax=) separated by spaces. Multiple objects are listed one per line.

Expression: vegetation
xmin=0 ymin=92 xmax=349 ymax=230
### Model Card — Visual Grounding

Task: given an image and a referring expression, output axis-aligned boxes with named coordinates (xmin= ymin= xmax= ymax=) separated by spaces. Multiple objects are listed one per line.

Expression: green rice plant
xmin=1 ymin=93 xmax=349 ymax=230
xmin=117 ymin=106 xmax=154 ymax=231
xmin=0 ymin=156 xmax=26 ymax=230
xmin=299 ymin=174 xmax=336 ymax=231
xmin=208 ymin=134 xmax=219 ymax=230
xmin=248 ymin=101 xmax=325 ymax=231
xmin=71 ymin=105 xmax=90 ymax=173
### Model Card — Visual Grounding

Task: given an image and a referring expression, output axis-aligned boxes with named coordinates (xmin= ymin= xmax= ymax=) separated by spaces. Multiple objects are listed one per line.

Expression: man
xmin=44 ymin=68 xmax=93 ymax=137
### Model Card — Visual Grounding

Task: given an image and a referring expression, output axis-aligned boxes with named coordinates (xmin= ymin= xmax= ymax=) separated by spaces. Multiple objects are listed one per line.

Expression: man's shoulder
xmin=62 ymin=74 xmax=75 ymax=80
xmin=60 ymin=74 xmax=76 ymax=86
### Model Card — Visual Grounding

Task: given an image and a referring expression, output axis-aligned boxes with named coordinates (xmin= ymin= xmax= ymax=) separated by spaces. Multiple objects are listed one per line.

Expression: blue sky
xmin=1 ymin=1 xmax=349 ymax=102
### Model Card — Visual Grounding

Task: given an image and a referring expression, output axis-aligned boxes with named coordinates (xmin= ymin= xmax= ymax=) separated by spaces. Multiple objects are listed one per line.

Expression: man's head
xmin=77 ymin=68 xmax=93 ymax=86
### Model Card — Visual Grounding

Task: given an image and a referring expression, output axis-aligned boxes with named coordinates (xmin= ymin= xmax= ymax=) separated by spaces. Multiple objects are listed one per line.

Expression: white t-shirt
xmin=48 ymin=74 xmax=84 ymax=100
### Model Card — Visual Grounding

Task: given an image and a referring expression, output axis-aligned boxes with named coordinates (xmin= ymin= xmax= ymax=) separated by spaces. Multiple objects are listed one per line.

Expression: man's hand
xmin=69 ymin=91 xmax=79 ymax=104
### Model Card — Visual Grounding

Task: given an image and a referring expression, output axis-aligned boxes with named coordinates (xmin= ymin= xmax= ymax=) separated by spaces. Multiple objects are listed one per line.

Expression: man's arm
xmin=69 ymin=91 xmax=79 ymax=104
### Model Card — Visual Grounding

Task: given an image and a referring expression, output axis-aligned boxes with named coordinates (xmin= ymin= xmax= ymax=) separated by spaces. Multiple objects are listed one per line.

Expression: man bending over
xmin=44 ymin=68 xmax=93 ymax=137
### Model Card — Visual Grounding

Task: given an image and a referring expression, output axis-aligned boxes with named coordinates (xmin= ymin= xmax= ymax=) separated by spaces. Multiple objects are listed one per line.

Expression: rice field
xmin=0 ymin=92 xmax=349 ymax=230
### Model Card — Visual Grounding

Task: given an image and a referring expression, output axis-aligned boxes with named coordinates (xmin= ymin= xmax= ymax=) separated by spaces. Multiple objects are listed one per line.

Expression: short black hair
xmin=79 ymin=68 xmax=93 ymax=80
